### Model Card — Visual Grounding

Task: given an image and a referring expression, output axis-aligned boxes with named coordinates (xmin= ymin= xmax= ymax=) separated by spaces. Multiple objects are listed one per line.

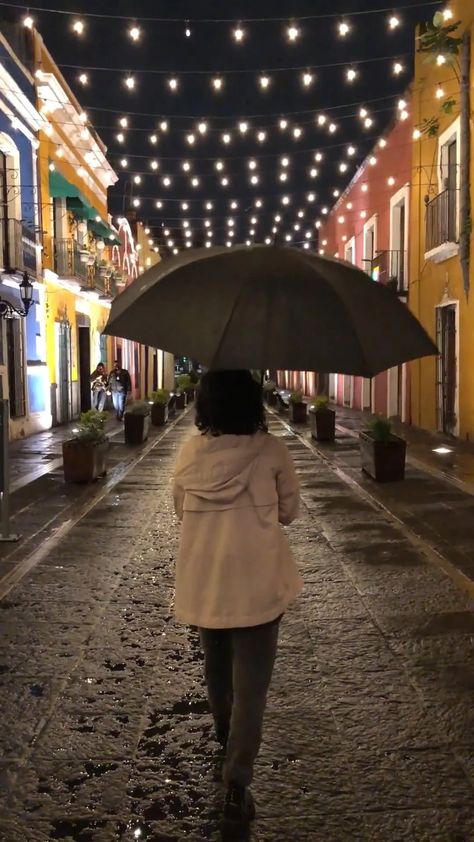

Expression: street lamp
xmin=0 ymin=272 xmax=34 ymax=318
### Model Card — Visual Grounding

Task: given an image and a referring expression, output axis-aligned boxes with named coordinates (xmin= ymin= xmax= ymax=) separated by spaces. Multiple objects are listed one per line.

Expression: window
xmin=6 ymin=317 xmax=26 ymax=417
xmin=344 ymin=236 xmax=356 ymax=265
xmin=425 ymin=117 xmax=460 ymax=259
xmin=390 ymin=185 xmax=409 ymax=292
xmin=363 ymin=215 xmax=378 ymax=275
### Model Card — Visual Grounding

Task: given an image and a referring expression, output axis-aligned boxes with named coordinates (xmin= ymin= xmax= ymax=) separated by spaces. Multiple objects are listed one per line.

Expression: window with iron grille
xmin=6 ymin=317 xmax=25 ymax=417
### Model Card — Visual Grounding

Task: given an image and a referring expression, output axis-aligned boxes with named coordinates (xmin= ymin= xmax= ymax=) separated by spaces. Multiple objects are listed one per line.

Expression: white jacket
xmin=172 ymin=430 xmax=302 ymax=629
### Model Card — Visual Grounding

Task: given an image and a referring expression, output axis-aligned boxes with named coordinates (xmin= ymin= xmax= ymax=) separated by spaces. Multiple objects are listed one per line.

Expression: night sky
xmin=22 ymin=0 xmax=442 ymax=254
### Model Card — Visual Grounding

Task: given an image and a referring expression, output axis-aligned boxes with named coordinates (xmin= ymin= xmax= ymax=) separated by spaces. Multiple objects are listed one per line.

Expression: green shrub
xmin=176 ymin=374 xmax=191 ymax=391
xmin=150 ymin=389 xmax=170 ymax=405
xmin=73 ymin=410 xmax=107 ymax=444
xmin=314 ymin=395 xmax=330 ymax=411
xmin=368 ymin=416 xmax=392 ymax=443
xmin=125 ymin=400 xmax=151 ymax=416
xmin=290 ymin=390 xmax=304 ymax=405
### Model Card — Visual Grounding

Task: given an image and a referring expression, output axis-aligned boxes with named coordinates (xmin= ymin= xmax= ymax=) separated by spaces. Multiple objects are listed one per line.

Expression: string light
xmin=307 ymin=193 xmax=316 ymax=202
xmin=388 ymin=176 xmax=396 ymax=186
xmin=187 ymin=133 xmax=196 ymax=145
xmin=168 ymin=77 xmax=178 ymax=91
xmin=133 ymin=198 xmax=140 ymax=207
xmin=255 ymin=199 xmax=263 ymax=208
xmin=302 ymin=72 xmax=314 ymax=87
xmin=163 ymin=176 xmax=172 ymax=186
xmin=78 ymin=73 xmax=88 ymax=85
xmin=369 ymin=156 xmax=377 ymax=166
xmin=393 ymin=61 xmax=404 ymax=75
xmin=150 ymin=160 xmax=158 ymax=170
xmin=317 ymin=114 xmax=327 ymax=126
xmin=279 ymin=172 xmax=288 ymax=182
xmin=191 ymin=177 xmax=200 ymax=187
xmin=281 ymin=157 xmax=290 ymax=167
xmin=129 ymin=25 xmax=141 ymax=41
xmin=378 ymin=138 xmax=387 ymax=148
xmin=233 ymin=25 xmax=245 ymax=42
xmin=215 ymin=160 xmax=224 ymax=171
xmin=239 ymin=121 xmax=249 ymax=134
xmin=315 ymin=152 xmax=323 ymax=161
xmin=338 ymin=21 xmax=350 ymax=37
xmin=120 ymin=158 xmax=128 ymax=168
xmin=259 ymin=75 xmax=271 ymax=90
xmin=413 ymin=128 xmax=421 ymax=140
xmin=298 ymin=210 xmax=305 ymax=218
xmin=257 ymin=130 xmax=267 ymax=143
xmin=212 ymin=77 xmax=224 ymax=91
xmin=116 ymin=133 xmax=125 ymax=143
xmin=347 ymin=145 xmax=356 ymax=156
xmin=346 ymin=68 xmax=357 ymax=82
xmin=310 ymin=168 xmax=318 ymax=178
xmin=198 ymin=121 xmax=208 ymax=135
xmin=333 ymin=189 xmax=340 ymax=198
xmin=56 ymin=148 xmax=64 ymax=158
xmin=443 ymin=8 xmax=453 ymax=21
xmin=281 ymin=196 xmax=290 ymax=205
xmin=248 ymin=159 xmax=257 ymax=170
xmin=250 ymin=175 xmax=259 ymax=185
xmin=279 ymin=118 xmax=288 ymax=130
xmin=364 ymin=117 xmax=373 ymax=128
xmin=206 ymin=201 xmax=213 ymax=210
xmin=287 ymin=24 xmax=300 ymax=42
xmin=182 ymin=161 xmax=191 ymax=171
xmin=156 ymin=200 xmax=163 ymax=208
xmin=231 ymin=200 xmax=239 ymax=209
xmin=73 ymin=19 xmax=84 ymax=35
xmin=181 ymin=202 xmax=189 ymax=210
xmin=160 ymin=121 xmax=169 ymax=132
xmin=119 ymin=117 xmax=128 ymax=128
xmin=360 ymin=210 xmax=367 ymax=218
xmin=149 ymin=134 xmax=158 ymax=144
xmin=23 ymin=15 xmax=34 ymax=28
xmin=329 ymin=123 xmax=337 ymax=133
xmin=265 ymin=237 xmax=272 ymax=245
xmin=49 ymin=162 xmax=55 ymax=172
xmin=435 ymin=86 xmax=445 ymax=99
xmin=293 ymin=127 xmax=302 ymax=139
xmin=221 ymin=177 xmax=230 ymax=186
xmin=134 ymin=175 xmax=141 ymax=185
xmin=125 ymin=76 xmax=136 ymax=90
xmin=389 ymin=15 xmax=400 ymax=29
xmin=222 ymin=132 xmax=232 ymax=144
xmin=437 ymin=54 xmax=447 ymax=66
xmin=185 ymin=23 xmax=192 ymax=37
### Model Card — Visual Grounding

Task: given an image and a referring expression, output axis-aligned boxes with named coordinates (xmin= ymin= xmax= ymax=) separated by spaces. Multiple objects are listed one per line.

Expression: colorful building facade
xmin=409 ymin=1 xmax=474 ymax=440
xmin=33 ymin=31 xmax=118 ymax=426
xmin=0 ymin=22 xmax=48 ymax=439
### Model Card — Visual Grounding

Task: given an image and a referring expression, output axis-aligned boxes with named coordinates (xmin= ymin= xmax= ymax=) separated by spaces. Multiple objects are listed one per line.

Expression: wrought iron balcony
xmin=54 ymin=238 xmax=89 ymax=282
xmin=425 ymin=188 xmax=457 ymax=252
xmin=368 ymin=250 xmax=407 ymax=296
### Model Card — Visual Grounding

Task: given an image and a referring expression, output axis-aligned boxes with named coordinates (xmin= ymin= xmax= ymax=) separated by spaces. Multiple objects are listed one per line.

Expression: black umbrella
xmin=104 ymin=245 xmax=437 ymax=375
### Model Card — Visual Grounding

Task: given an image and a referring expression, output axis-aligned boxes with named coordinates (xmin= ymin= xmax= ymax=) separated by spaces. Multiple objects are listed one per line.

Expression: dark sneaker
xmin=216 ymin=725 xmax=229 ymax=749
xmin=221 ymin=785 xmax=256 ymax=839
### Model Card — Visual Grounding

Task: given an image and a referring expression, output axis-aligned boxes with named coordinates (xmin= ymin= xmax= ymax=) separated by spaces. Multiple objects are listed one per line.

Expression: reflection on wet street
xmin=1 ymin=412 xmax=474 ymax=841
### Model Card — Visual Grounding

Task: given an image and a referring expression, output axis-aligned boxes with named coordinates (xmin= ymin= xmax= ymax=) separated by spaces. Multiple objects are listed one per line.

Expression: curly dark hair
xmin=195 ymin=370 xmax=268 ymax=436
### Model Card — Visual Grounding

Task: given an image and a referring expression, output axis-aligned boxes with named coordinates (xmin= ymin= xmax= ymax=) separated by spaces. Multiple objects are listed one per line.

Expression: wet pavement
xmin=1 ymin=410 xmax=474 ymax=840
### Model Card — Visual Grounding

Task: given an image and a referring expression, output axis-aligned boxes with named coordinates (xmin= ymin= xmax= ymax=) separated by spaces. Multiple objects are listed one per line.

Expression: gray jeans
xmin=199 ymin=615 xmax=281 ymax=787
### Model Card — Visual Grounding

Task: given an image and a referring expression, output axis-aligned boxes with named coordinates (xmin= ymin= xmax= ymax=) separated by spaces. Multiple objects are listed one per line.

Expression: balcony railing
xmin=0 ymin=217 xmax=38 ymax=276
xmin=369 ymin=250 xmax=407 ymax=295
xmin=54 ymin=238 xmax=89 ymax=282
xmin=425 ymin=188 xmax=457 ymax=252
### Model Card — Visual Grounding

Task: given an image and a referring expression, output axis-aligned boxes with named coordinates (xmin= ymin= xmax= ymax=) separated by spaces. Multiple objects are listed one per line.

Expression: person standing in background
xmin=90 ymin=362 xmax=108 ymax=412
xmin=108 ymin=360 xmax=132 ymax=420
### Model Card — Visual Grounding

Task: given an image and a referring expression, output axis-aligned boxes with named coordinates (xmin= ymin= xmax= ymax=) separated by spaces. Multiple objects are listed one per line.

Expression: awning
xmin=49 ymin=169 xmax=118 ymax=242
xmin=49 ymin=169 xmax=85 ymax=201
xmin=88 ymin=218 xmax=119 ymax=242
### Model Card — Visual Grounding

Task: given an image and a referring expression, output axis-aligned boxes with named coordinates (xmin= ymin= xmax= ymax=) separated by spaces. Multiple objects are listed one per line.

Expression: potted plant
xmin=177 ymin=374 xmax=195 ymax=401
xmin=359 ymin=416 xmax=406 ymax=482
xmin=289 ymin=391 xmax=307 ymax=424
xmin=174 ymin=377 xmax=188 ymax=410
xmin=263 ymin=380 xmax=277 ymax=406
xmin=124 ymin=400 xmax=151 ymax=444
xmin=98 ymin=259 xmax=109 ymax=279
xmin=168 ymin=393 xmax=177 ymax=417
xmin=309 ymin=395 xmax=336 ymax=442
xmin=150 ymin=389 xmax=170 ymax=426
xmin=62 ymin=410 xmax=108 ymax=483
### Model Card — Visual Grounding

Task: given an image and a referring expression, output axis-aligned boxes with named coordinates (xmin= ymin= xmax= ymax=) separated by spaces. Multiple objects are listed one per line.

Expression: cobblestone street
xmin=2 ymin=409 xmax=474 ymax=841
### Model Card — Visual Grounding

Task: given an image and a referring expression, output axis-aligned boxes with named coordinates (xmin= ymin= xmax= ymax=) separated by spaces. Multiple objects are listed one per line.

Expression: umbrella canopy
xmin=104 ymin=245 xmax=438 ymax=376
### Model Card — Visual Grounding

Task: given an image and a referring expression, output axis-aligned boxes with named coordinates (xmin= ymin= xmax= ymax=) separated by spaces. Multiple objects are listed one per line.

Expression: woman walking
xmin=172 ymin=370 xmax=301 ymax=838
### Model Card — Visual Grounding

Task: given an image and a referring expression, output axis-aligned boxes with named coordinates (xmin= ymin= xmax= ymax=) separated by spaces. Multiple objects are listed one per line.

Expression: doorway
xmin=78 ymin=326 xmax=91 ymax=412
xmin=437 ymin=303 xmax=457 ymax=435
xmin=57 ymin=321 xmax=72 ymax=424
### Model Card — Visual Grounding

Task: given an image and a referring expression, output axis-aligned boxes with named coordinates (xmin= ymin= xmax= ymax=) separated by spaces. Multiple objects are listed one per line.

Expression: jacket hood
xmin=176 ymin=433 xmax=265 ymax=506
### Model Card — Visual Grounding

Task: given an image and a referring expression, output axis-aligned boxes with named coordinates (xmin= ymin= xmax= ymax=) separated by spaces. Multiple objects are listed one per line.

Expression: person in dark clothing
xmin=90 ymin=362 xmax=108 ymax=412
xmin=108 ymin=360 xmax=132 ymax=420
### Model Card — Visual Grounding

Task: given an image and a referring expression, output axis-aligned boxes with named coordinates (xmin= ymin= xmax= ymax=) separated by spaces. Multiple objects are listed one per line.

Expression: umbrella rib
xmin=208 ymin=284 xmax=247 ymax=370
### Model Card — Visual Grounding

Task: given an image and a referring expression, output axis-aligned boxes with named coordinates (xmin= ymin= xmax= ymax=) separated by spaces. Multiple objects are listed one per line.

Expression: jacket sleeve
xmin=172 ymin=443 xmax=188 ymax=520
xmin=276 ymin=441 xmax=300 ymax=525
xmin=124 ymin=370 xmax=132 ymax=392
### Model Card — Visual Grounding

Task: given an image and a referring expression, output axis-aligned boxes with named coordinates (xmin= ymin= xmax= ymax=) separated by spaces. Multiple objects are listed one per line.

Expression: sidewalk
xmin=2 ymin=409 xmax=474 ymax=840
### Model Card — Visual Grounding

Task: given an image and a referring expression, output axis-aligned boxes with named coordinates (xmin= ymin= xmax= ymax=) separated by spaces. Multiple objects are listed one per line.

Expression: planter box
xmin=175 ymin=392 xmax=187 ymax=410
xmin=359 ymin=431 xmax=406 ymax=482
xmin=310 ymin=408 xmax=336 ymax=442
xmin=62 ymin=440 xmax=107 ymax=483
xmin=124 ymin=413 xmax=151 ymax=444
xmin=151 ymin=402 xmax=168 ymax=426
xmin=168 ymin=395 xmax=177 ymax=417
xmin=185 ymin=386 xmax=196 ymax=402
xmin=265 ymin=391 xmax=277 ymax=406
xmin=290 ymin=402 xmax=307 ymax=424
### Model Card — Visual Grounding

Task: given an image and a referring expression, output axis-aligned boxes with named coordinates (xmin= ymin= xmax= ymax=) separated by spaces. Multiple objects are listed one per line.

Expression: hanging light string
xmin=3 ymin=0 xmax=442 ymax=24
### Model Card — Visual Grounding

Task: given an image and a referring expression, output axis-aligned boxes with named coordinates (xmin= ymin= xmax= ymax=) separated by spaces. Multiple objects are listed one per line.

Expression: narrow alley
xmin=1 ymin=409 xmax=474 ymax=842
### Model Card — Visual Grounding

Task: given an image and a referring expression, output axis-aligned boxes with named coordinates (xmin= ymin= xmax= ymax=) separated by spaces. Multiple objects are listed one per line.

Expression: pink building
xmin=318 ymin=112 xmax=413 ymax=421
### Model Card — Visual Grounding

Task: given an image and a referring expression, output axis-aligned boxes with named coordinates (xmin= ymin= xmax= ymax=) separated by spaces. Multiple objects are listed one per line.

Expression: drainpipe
xmin=460 ymin=31 xmax=471 ymax=298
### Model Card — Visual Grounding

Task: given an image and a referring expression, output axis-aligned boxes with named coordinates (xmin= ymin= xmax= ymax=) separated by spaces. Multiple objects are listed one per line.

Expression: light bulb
xmin=303 ymin=242 xmax=310 ymax=250
xmin=120 ymin=158 xmax=128 ymax=168
xmin=315 ymin=152 xmax=323 ymax=162
xmin=133 ymin=175 xmax=141 ymax=184
xmin=436 ymin=86 xmax=445 ymax=99
xmin=231 ymin=201 xmax=238 ymax=209
xmin=233 ymin=25 xmax=245 ymax=42
xmin=346 ymin=68 xmax=357 ymax=82
xmin=239 ymin=121 xmax=249 ymax=134
xmin=49 ymin=162 xmax=55 ymax=172
xmin=437 ymin=54 xmax=447 ymax=66
xmin=287 ymin=24 xmax=300 ymax=41
xmin=333 ymin=189 xmax=340 ymax=198
xmin=167 ymin=239 xmax=174 ymax=247
xmin=265 ymin=237 xmax=272 ymax=245
xmin=293 ymin=127 xmax=302 ymax=139
xmin=250 ymin=175 xmax=259 ymax=185
xmin=255 ymin=199 xmax=263 ymax=208
xmin=221 ymin=177 xmax=229 ymax=186
xmin=73 ymin=19 xmax=84 ymax=35
xmin=298 ymin=210 xmax=305 ymax=218
xmin=285 ymin=233 xmax=292 ymax=242
xmin=379 ymin=138 xmax=387 ymax=148
xmin=181 ymin=202 xmax=189 ymax=210
xmin=215 ymin=160 xmax=224 ymax=171
xmin=310 ymin=168 xmax=318 ymax=178
xmin=347 ymin=145 xmax=356 ymax=156
xmin=279 ymin=173 xmax=288 ymax=182
xmin=198 ymin=121 xmax=208 ymax=135
xmin=360 ymin=107 xmax=368 ymax=118
xmin=187 ymin=134 xmax=195 ymax=145
xmin=78 ymin=73 xmax=88 ymax=85
xmin=369 ymin=156 xmax=377 ymax=166
xmin=329 ymin=123 xmax=337 ymax=133
xmin=163 ymin=176 xmax=172 ymax=186
xmin=413 ymin=128 xmax=421 ymax=140
xmin=150 ymin=160 xmax=158 ymax=170
xmin=116 ymin=133 xmax=125 ymax=143
xmin=393 ymin=61 xmax=404 ymax=75
xmin=388 ymin=176 xmax=396 ymax=186
xmin=156 ymin=200 xmax=163 ymax=208
xmin=281 ymin=157 xmax=290 ymax=167
xmin=182 ymin=161 xmax=191 ymax=172
xmin=125 ymin=76 xmax=136 ymax=90
xmin=364 ymin=117 xmax=373 ymax=128
xmin=249 ymin=229 xmax=255 ymax=236
xmin=119 ymin=117 xmax=128 ymax=128
xmin=185 ymin=25 xmax=192 ymax=38
xmin=257 ymin=131 xmax=266 ymax=143
xmin=443 ymin=8 xmax=453 ymax=21
xmin=56 ymin=148 xmax=64 ymax=158
xmin=338 ymin=21 xmax=350 ymax=36
xmin=302 ymin=72 xmax=313 ymax=87
xmin=149 ymin=134 xmax=158 ymax=144
xmin=206 ymin=241 xmax=212 ymax=248
xmin=79 ymin=111 xmax=87 ymax=123
xmin=317 ymin=114 xmax=327 ymax=126
xmin=206 ymin=202 xmax=213 ymax=210
xmin=246 ymin=240 xmax=251 ymax=247
xmin=133 ymin=198 xmax=140 ymax=207
xmin=222 ymin=133 xmax=232 ymax=144
xmin=173 ymin=248 xmax=178 ymax=255
xmin=281 ymin=196 xmax=290 ymax=205
xmin=23 ymin=15 xmax=34 ymax=29
xmin=322 ymin=207 xmax=328 ymax=214
xmin=204 ymin=219 xmax=211 ymax=228
xmin=360 ymin=210 xmax=367 ymax=218
xmin=361 ymin=183 xmax=368 ymax=192
xmin=339 ymin=162 xmax=348 ymax=173
xmin=275 ymin=214 xmax=281 ymax=222
xmin=400 ymin=109 xmax=409 ymax=121
xmin=191 ymin=177 xmax=200 ymax=187
xmin=307 ymin=193 xmax=315 ymax=202
xmin=212 ymin=77 xmax=223 ymax=91
xmin=160 ymin=121 xmax=169 ymax=132
xmin=279 ymin=118 xmax=288 ymax=130
xmin=228 ymin=218 xmax=235 ymax=227
xmin=168 ymin=77 xmax=178 ymax=91
xmin=129 ymin=25 xmax=140 ymax=41
xmin=305 ymin=231 xmax=311 ymax=239
xmin=389 ymin=15 xmax=400 ymax=29
xmin=248 ymin=159 xmax=257 ymax=170
xmin=294 ymin=223 xmax=300 ymax=231
xmin=259 ymin=75 xmax=270 ymax=90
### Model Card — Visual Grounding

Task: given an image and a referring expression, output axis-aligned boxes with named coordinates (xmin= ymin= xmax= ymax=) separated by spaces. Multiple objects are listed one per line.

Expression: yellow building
xmin=135 ymin=221 xmax=175 ymax=396
xmin=410 ymin=2 xmax=474 ymax=439
xmin=33 ymin=31 xmax=118 ymax=424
